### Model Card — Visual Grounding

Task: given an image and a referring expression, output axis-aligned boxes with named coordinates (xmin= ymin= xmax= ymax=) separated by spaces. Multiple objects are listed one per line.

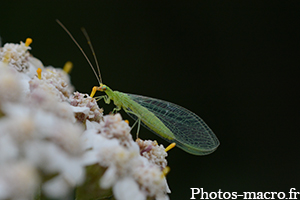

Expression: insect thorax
xmin=107 ymin=90 xmax=129 ymax=109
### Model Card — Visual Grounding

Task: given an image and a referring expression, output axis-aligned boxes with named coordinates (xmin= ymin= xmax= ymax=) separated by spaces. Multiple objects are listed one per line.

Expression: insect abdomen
xmin=125 ymin=97 xmax=175 ymax=140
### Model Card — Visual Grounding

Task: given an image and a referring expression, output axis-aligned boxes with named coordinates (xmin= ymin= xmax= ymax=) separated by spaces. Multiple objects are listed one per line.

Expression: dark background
xmin=1 ymin=1 xmax=300 ymax=199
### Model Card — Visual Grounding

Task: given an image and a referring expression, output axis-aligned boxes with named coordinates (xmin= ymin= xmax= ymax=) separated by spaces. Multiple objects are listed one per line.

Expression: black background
xmin=1 ymin=1 xmax=300 ymax=199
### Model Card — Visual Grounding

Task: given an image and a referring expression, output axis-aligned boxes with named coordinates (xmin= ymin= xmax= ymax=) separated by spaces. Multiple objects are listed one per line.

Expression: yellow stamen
xmin=136 ymin=138 xmax=141 ymax=142
xmin=124 ymin=120 xmax=129 ymax=124
xmin=165 ymin=143 xmax=176 ymax=152
xmin=25 ymin=38 xmax=32 ymax=47
xmin=161 ymin=166 xmax=170 ymax=178
xmin=37 ymin=68 xmax=42 ymax=79
xmin=90 ymin=86 xmax=98 ymax=98
xmin=63 ymin=61 xmax=73 ymax=74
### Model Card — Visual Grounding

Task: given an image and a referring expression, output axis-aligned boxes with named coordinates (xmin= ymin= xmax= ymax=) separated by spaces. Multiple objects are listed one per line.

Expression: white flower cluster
xmin=0 ymin=40 xmax=31 ymax=72
xmin=69 ymin=92 xmax=103 ymax=123
xmin=83 ymin=115 xmax=170 ymax=200
xmin=137 ymin=139 xmax=168 ymax=169
xmin=0 ymin=39 xmax=85 ymax=200
xmin=0 ymin=39 xmax=172 ymax=200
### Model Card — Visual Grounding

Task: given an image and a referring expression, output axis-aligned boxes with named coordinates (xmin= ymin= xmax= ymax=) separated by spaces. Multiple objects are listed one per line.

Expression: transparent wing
xmin=126 ymin=94 xmax=220 ymax=155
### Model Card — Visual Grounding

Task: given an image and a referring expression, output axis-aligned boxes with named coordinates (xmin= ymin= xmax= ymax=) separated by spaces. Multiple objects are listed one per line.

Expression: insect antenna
xmin=81 ymin=27 xmax=102 ymax=84
xmin=56 ymin=19 xmax=101 ymax=85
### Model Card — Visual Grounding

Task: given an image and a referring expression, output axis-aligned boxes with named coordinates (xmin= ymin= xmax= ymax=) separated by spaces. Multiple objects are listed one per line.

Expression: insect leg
xmin=136 ymin=118 xmax=141 ymax=139
xmin=124 ymin=109 xmax=141 ymax=139
xmin=94 ymin=95 xmax=106 ymax=101
xmin=129 ymin=117 xmax=141 ymax=139
xmin=112 ymin=106 xmax=121 ymax=114
xmin=131 ymin=118 xmax=139 ymax=129
xmin=94 ymin=95 xmax=111 ymax=106
xmin=94 ymin=95 xmax=111 ymax=104
xmin=103 ymin=95 xmax=111 ymax=104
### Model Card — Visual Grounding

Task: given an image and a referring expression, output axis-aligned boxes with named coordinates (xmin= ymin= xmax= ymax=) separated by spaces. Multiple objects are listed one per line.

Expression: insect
xmin=56 ymin=20 xmax=220 ymax=155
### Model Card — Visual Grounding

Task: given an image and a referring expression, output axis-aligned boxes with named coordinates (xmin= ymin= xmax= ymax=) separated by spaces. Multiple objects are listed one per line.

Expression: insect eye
xmin=101 ymin=85 xmax=107 ymax=90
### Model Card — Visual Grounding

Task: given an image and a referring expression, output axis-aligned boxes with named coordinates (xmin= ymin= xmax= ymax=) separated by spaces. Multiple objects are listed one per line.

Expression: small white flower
xmin=113 ymin=177 xmax=146 ymax=200
xmin=137 ymin=139 xmax=168 ymax=169
xmin=0 ymin=104 xmax=37 ymax=143
xmin=24 ymin=140 xmax=85 ymax=185
xmin=0 ymin=161 xmax=40 ymax=200
xmin=0 ymin=134 xmax=19 ymax=162
xmin=28 ymin=87 xmax=76 ymax=122
xmin=96 ymin=113 xmax=134 ymax=147
xmin=69 ymin=92 xmax=103 ymax=123
xmin=0 ymin=66 xmax=23 ymax=103
xmin=43 ymin=66 xmax=74 ymax=97
xmin=133 ymin=162 xmax=170 ymax=199
xmin=29 ymin=76 xmax=67 ymax=102
xmin=0 ymin=40 xmax=31 ymax=72
xmin=42 ymin=175 xmax=72 ymax=199
xmin=100 ymin=165 xmax=118 ymax=189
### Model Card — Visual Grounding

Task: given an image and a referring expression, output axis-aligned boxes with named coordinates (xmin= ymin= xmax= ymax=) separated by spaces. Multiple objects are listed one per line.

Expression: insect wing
xmin=126 ymin=94 xmax=220 ymax=155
